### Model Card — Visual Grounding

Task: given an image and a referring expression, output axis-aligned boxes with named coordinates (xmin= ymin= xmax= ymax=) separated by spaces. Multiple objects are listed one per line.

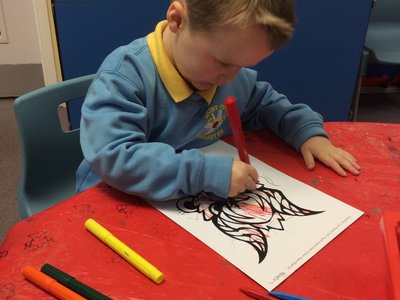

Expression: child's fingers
xmin=248 ymin=165 xmax=259 ymax=183
xmin=301 ymin=149 xmax=316 ymax=170
xmin=330 ymin=149 xmax=361 ymax=174
xmin=342 ymin=152 xmax=361 ymax=173
xmin=321 ymin=152 xmax=360 ymax=177
xmin=328 ymin=160 xmax=347 ymax=177
xmin=245 ymin=176 xmax=257 ymax=191
xmin=338 ymin=155 xmax=361 ymax=175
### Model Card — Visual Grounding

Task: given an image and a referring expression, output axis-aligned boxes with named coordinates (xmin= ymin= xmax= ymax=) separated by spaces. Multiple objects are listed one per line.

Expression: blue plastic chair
xmin=351 ymin=0 xmax=400 ymax=120
xmin=364 ymin=0 xmax=400 ymax=65
xmin=13 ymin=74 xmax=95 ymax=218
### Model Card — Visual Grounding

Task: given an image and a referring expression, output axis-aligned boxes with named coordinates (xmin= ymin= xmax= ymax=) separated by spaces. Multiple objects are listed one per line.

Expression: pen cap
xmin=23 ymin=266 xmax=86 ymax=300
xmin=42 ymin=263 xmax=112 ymax=300
xmin=41 ymin=264 xmax=73 ymax=285
xmin=85 ymin=218 xmax=111 ymax=241
xmin=225 ymin=96 xmax=236 ymax=106
xmin=23 ymin=266 xmax=55 ymax=289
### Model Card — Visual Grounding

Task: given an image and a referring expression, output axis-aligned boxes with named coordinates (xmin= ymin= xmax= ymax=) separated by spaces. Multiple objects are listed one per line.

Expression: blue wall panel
xmin=252 ymin=1 xmax=372 ymax=121
xmin=54 ymin=0 xmax=169 ymax=128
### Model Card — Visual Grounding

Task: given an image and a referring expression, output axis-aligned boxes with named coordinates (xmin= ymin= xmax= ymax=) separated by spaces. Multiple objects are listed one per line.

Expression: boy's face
xmin=168 ymin=23 xmax=274 ymax=91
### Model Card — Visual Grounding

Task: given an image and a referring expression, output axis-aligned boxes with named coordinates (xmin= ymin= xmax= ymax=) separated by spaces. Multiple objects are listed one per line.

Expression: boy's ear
xmin=166 ymin=1 xmax=186 ymax=33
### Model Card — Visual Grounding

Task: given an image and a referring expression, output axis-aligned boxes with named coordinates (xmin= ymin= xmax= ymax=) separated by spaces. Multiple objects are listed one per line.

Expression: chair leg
xmin=349 ymin=49 xmax=370 ymax=121
xmin=349 ymin=77 xmax=363 ymax=121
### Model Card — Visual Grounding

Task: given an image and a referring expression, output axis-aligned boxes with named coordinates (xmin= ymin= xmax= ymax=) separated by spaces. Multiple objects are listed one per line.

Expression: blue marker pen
xmin=269 ymin=290 xmax=312 ymax=300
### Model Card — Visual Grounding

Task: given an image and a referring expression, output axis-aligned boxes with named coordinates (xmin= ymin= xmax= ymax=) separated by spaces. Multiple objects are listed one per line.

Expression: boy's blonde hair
xmin=181 ymin=0 xmax=296 ymax=49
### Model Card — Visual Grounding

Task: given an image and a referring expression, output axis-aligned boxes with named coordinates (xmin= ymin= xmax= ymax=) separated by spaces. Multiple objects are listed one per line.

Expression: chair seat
xmin=365 ymin=23 xmax=400 ymax=63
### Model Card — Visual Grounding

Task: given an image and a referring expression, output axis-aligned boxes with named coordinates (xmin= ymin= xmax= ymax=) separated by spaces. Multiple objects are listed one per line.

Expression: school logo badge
xmin=197 ymin=104 xmax=226 ymax=141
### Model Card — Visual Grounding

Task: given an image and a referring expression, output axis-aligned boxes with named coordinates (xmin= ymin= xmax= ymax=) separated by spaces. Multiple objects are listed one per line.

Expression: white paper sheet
xmin=149 ymin=141 xmax=363 ymax=290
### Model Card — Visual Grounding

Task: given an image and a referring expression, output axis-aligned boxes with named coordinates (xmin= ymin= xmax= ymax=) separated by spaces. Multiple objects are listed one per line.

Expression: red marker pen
xmin=225 ymin=96 xmax=250 ymax=164
xmin=396 ymin=221 xmax=400 ymax=251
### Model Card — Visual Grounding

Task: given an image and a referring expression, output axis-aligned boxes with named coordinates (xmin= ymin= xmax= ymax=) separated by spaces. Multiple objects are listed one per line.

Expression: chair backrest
xmin=13 ymin=74 xmax=95 ymax=218
xmin=369 ymin=0 xmax=400 ymax=22
xmin=365 ymin=0 xmax=400 ymax=64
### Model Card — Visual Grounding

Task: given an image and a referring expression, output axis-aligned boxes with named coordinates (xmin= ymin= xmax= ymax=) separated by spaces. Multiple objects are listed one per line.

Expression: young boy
xmin=76 ymin=0 xmax=361 ymax=201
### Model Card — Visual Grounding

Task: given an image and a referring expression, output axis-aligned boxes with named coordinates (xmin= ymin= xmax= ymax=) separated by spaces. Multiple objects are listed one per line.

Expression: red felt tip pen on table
xmin=380 ymin=211 xmax=400 ymax=300
xmin=225 ymin=96 xmax=250 ymax=164
xmin=396 ymin=221 xmax=400 ymax=251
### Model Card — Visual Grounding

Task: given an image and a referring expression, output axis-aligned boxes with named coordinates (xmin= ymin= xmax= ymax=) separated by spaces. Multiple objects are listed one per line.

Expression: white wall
xmin=0 ymin=0 xmax=41 ymax=65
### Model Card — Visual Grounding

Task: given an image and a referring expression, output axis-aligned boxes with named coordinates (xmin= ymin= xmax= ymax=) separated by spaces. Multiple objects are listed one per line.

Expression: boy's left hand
xmin=300 ymin=136 xmax=361 ymax=176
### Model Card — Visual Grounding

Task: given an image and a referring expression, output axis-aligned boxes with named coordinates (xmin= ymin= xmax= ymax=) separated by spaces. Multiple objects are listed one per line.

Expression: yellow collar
xmin=147 ymin=21 xmax=217 ymax=104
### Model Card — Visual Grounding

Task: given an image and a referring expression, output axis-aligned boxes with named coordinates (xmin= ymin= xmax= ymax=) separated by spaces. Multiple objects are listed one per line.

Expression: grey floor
xmin=1 ymin=90 xmax=400 ymax=243
xmin=1 ymin=98 xmax=21 ymax=243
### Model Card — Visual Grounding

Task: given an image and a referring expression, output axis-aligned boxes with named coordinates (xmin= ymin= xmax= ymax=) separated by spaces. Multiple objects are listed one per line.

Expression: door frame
xmin=33 ymin=0 xmax=62 ymax=85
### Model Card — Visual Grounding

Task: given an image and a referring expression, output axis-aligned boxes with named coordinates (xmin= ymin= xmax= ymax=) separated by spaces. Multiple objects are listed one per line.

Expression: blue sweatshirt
xmin=76 ymin=21 xmax=327 ymax=201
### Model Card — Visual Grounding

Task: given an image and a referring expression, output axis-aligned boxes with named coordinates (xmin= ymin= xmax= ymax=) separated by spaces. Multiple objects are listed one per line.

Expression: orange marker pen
xmin=23 ymin=266 xmax=86 ymax=300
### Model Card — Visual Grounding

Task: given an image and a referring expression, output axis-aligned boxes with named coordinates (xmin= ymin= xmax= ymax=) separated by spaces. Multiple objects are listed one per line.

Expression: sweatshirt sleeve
xmin=80 ymin=72 xmax=233 ymax=201
xmin=240 ymin=71 xmax=328 ymax=151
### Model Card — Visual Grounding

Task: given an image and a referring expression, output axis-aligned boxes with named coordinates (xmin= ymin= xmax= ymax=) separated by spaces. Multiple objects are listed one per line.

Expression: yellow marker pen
xmin=84 ymin=218 xmax=165 ymax=284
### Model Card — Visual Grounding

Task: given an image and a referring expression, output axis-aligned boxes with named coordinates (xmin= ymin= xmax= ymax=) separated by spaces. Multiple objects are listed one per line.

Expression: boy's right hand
xmin=228 ymin=160 xmax=259 ymax=197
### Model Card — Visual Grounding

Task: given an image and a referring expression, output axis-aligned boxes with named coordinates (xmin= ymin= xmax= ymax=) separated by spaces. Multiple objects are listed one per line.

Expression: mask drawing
xmin=176 ymin=182 xmax=323 ymax=263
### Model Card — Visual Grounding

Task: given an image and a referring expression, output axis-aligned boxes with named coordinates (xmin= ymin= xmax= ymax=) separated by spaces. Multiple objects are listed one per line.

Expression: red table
xmin=1 ymin=122 xmax=399 ymax=299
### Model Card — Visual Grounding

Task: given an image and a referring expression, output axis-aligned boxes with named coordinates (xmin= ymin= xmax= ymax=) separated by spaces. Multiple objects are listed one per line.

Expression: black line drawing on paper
xmin=176 ymin=182 xmax=323 ymax=263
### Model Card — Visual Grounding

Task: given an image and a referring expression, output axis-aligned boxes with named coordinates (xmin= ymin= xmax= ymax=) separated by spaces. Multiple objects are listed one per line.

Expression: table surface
xmin=0 ymin=122 xmax=399 ymax=300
